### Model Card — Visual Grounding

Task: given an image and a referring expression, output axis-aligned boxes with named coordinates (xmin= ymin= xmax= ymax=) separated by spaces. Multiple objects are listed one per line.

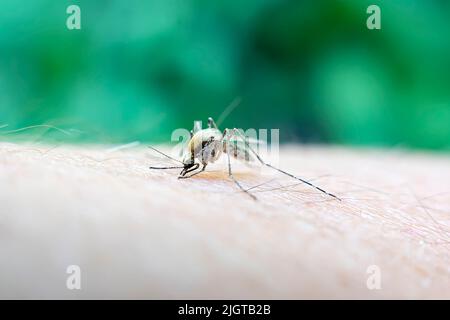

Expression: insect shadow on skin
xmin=149 ymin=117 xmax=341 ymax=201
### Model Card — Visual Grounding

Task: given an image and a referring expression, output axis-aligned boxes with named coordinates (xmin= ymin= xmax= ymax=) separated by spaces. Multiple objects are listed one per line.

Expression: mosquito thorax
xmin=186 ymin=128 xmax=224 ymax=164
xmin=195 ymin=128 xmax=223 ymax=140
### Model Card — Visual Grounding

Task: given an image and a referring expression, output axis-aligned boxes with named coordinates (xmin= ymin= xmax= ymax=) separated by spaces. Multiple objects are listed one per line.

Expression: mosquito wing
xmin=223 ymin=139 xmax=255 ymax=162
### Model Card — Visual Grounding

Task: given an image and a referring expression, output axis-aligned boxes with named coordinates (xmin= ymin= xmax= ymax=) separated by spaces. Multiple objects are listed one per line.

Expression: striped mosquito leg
xmin=226 ymin=140 xmax=257 ymax=200
xmin=231 ymin=128 xmax=341 ymax=201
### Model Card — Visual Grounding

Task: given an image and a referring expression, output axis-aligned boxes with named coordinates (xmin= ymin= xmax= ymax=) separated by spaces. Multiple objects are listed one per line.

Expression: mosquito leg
xmin=226 ymin=141 xmax=257 ymax=200
xmin=178 ymin=164 xmax=207 ymax=179
xmin=178 ymin=163 xmax=200 ymax=178
xmin=208 ymin=117 xmax=218 ymax=129
xmin=230 ymin=128 xmax=341 ymax=201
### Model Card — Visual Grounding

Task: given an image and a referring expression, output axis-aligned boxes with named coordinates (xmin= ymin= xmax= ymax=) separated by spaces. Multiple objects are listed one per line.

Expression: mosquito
xmin=149 ymin=117 xmax=341 ymax=201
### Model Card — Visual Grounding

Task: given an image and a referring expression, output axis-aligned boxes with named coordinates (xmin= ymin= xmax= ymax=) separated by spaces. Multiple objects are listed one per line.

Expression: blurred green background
xmin=0 ymin=0 xmax=449 ymax=149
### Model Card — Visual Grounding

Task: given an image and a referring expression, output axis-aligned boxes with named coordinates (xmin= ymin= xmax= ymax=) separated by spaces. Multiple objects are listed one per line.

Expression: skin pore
xmin=0 ymin=142 xmax=449 ymax=299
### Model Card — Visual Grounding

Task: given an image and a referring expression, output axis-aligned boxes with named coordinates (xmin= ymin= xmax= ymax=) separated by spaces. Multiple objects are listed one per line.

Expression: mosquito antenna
xmin=230 ymin=128 xmax=341 ymax=201
xmin=148 ymin=146 xmax=183 ymax=164
xmin=1 ymin=124 xmax=72 ymax=136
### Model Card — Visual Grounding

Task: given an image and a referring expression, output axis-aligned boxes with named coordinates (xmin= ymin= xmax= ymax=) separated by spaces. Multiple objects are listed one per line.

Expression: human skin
xmin=0 ymin=142 xmax=449 ymax=299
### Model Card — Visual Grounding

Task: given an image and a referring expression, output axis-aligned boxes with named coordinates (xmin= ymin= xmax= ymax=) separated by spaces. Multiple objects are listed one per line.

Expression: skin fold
xmin=0 ymin=142 xmax=449 ymax=299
